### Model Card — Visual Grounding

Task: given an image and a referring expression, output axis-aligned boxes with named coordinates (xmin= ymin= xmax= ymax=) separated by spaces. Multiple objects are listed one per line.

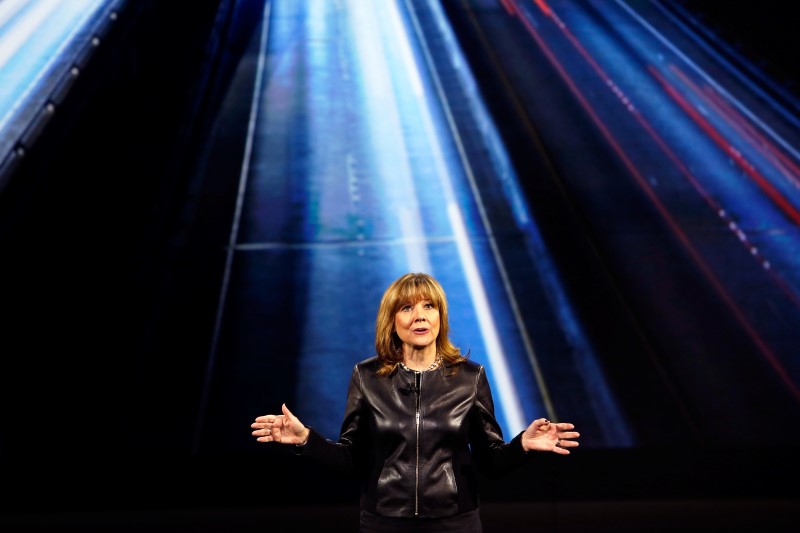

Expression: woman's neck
xmin=402 ymin=349 xmax=439 ymax=371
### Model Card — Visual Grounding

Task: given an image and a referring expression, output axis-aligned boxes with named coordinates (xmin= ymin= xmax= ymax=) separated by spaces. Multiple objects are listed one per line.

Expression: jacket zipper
xmin=414 ymin=370 xmax=421 ymax=517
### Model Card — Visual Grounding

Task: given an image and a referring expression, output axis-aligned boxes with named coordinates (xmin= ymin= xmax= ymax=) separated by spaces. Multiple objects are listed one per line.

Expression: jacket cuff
xmin=512 ymin=431 xmax=532 ymax=458
xmin=291 ymin=426 xmax=315 ymax=455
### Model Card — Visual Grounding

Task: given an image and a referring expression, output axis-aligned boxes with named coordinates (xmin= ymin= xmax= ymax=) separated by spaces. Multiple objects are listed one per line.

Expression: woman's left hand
xmin=521 ymin=417 xmax=580 ymax=454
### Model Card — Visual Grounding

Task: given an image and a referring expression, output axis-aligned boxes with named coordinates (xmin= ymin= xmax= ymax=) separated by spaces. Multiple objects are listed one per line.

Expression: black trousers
xmin=359 ymin=508 xmax=482 ymax=533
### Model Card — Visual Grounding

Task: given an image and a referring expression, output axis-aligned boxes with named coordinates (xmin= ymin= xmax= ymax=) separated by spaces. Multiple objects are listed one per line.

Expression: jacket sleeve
xmin=292 ymin=364 xmax=371 ymax=477
xmin=468 ymin=365 xmax=530 ymax=478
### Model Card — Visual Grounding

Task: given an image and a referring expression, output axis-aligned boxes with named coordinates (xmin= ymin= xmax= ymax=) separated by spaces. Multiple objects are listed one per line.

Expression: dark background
xmin=0 ymin=0 xmax=798 ymax=529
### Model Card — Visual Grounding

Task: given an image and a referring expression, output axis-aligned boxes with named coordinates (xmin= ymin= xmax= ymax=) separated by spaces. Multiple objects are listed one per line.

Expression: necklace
xmin=399 ymin=354 xmax=442 ymax=372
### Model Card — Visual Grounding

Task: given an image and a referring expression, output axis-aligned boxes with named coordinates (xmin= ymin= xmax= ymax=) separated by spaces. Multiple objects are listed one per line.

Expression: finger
xmin=528 ymin=417 xmax=549 ymax=431
xmin=253 ymin=428 xmax=273 ymax=442
xmin=282 ymin=403 xmax=296 ymax=422
xmin=253 ymin=415 xmax=277 ymax=425
xmin=252 ymin=424 xmax=272 ymax=436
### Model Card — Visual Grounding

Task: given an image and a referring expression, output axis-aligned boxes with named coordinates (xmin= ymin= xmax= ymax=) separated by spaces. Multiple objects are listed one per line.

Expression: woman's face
xmin=394 ymin=299 xmax=440 ymax=351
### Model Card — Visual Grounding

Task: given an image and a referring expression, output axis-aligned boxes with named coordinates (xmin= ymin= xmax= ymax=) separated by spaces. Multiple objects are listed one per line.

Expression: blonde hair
xmin=374 ymin=272 xmax=467 ymax=376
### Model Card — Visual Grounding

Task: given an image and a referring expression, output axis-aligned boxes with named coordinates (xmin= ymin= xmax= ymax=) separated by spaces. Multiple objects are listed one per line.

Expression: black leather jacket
xmin=296 ymin=356 xmax=530 ymax=518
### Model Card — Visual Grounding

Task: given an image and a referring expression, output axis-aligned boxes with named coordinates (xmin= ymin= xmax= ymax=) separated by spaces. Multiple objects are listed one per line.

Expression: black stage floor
xmin=3 ymin=499 xmax=798 ymax=532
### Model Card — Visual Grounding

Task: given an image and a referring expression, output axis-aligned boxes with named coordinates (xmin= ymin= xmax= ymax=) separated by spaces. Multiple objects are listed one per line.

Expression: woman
xmin=251 ymin=272 xmax=579 ymax=532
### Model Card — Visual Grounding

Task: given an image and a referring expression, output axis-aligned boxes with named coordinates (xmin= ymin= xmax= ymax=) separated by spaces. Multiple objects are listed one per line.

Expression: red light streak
xmin=663 ymin=65 xmax=800 ymax=226
xmin=702 ymin=86 xmax=800 ymax=190
xmin=501 ymin=0 xmax=800 ymax=399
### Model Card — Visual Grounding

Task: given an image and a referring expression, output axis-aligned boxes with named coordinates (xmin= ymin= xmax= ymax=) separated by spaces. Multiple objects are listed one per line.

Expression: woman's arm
xmin=287 ymin=365 xmax=372 ymax=476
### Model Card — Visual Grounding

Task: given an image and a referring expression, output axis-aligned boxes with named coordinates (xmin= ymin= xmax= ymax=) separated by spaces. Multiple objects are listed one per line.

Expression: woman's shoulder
xmin=354 ymin=355 xmax=380 ymax=371
xmin=444 ymin=357 xmax=483 ymax=376
xmin=466 ymin=359 xmax=484 ymax=372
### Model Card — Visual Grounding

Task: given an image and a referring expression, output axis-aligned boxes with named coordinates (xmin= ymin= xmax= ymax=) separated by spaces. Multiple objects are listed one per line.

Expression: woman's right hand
xmin=251 ymin=403 xmax=310 ymax=445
